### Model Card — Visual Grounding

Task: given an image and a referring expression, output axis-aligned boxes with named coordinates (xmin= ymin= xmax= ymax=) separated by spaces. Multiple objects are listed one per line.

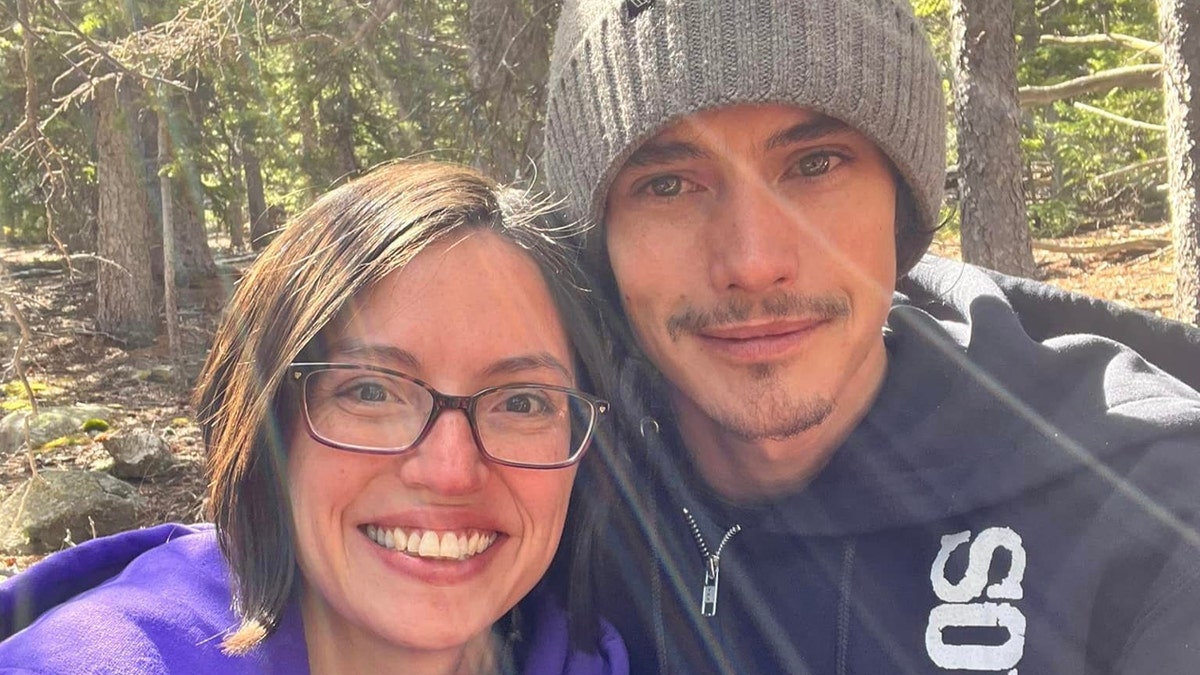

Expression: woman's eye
xmin=347 ymin=382 xmax=390 ymax=403
xmin=501 ymin=393 xmax=549 ymax=414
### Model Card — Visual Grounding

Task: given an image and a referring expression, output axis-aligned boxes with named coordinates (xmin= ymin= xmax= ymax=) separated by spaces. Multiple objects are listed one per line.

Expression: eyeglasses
xmin=287 ymin=362 xmax=609 ymax=469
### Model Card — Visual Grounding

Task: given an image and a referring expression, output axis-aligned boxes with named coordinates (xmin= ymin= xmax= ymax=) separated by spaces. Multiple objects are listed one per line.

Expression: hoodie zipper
xmin=682 ymin=507 xmax=742 ymax=617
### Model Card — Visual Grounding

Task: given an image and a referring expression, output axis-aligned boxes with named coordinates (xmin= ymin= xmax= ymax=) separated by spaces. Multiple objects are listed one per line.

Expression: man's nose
xmin=707 ymin=180 xmax=804 ymax=294
xmin=396 ymin=409 xmax=488 ymax=496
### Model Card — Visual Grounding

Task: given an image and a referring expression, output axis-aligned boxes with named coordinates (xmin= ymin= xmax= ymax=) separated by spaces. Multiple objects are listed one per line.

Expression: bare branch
xmin=9 ymin=0 xmax=74 ymax=277
xmin=1040 ymin=32 xmax=1163 ymax=58
xmin=1093 ymin=157 xmax=1168 ymax=183
xmin=0 ymin=288 xmax=41 ymax=479
xmin=1 ymin=0 xmax=42 ymax=155
xmin=1072 ymin=101 xmax=1167 ymax=132
xmin=1036 ymin=0 xmax=1065 ymax=15
xmin=42 ymin=0 xmax=189 ymax=90
xmin=21 ymin=0 xmax=38 ymax=146
xmin=339 ymin=0 xmax=403 ymax=51
xmin=1019 ymin=64 xmax=1162 ymax=107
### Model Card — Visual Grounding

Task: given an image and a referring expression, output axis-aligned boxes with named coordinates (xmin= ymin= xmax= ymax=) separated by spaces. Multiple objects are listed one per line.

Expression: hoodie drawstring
xmin=640 ymin=416 xmax=671 ymax=674
xmin=836 ymin=538 xmax=857 ymax=675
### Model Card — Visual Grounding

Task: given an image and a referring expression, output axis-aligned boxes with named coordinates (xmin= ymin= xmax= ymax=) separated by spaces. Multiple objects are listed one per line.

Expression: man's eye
xmin=794 ymin=152 xmax=840 ymax=178
xmin=646 ymin=175 xmax=684 ymax=197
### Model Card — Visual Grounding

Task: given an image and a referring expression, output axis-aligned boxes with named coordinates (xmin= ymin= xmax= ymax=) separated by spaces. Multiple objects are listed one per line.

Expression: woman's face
xmin=287 ymin=230 xmax=579 ymax=663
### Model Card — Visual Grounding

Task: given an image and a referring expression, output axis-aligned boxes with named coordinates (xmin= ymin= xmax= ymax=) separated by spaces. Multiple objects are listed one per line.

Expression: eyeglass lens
xmin=302 ymin=367 xmax=595 ymax=465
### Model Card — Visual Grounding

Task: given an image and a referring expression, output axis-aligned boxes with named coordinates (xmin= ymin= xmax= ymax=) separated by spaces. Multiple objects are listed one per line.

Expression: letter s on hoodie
xmin=925 ymin=527 xmax=1027 ymax=672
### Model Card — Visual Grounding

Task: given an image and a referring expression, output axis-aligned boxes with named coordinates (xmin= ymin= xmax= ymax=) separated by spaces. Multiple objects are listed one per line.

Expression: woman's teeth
xmin=364 ymin=524 xmax=498 ymax=560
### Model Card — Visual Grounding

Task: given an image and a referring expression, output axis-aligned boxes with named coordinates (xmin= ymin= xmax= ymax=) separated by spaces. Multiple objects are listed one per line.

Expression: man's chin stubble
xmin=712 ymin=387 xmax=835 ymax=442
xmin=697 ymin=358 xmax=833 ymax=441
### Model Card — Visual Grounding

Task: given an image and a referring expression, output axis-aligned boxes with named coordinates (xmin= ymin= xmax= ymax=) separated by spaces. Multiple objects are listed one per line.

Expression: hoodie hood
xmin=698 ymin=256 xmax=1200 ymax=536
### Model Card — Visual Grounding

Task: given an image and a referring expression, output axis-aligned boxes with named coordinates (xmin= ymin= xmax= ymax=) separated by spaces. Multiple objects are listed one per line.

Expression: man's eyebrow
xmin=765 ymin=116 xmax=851 ymax=151
xmin=624 ymin=140 xmax=709 ymax=168
xmin=483 ymin=353 xmax=573 ymax=381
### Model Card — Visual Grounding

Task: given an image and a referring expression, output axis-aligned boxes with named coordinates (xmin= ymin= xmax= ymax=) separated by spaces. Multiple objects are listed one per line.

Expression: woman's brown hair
xmin=194 ymin=160 xmax=613 ymax=654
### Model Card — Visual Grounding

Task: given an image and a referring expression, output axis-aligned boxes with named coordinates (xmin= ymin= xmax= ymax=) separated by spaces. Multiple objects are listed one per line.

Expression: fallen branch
xmin=1033 ymin=237 xmax=1171 ymax=255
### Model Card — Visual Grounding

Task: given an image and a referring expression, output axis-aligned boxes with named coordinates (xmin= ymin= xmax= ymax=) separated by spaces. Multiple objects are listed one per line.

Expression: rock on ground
xmin=0 ymin=470 xmax=143 ymax=555
xmin=0 ymin=405 xmax=114 ymax=456
xmin=101 ymin=429 xmax=175 ymax=479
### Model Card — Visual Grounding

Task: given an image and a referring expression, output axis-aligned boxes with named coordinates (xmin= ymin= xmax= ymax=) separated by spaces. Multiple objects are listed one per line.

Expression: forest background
xmin=0 ymin=0 xmax=1197 ymax=559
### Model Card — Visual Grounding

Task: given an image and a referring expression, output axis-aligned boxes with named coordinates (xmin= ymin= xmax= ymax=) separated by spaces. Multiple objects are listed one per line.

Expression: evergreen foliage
xmin=0 ymin=0 xmax=1175 ymax=245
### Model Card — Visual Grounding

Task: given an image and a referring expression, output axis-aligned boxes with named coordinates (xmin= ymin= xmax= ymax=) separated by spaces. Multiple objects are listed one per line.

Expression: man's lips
xmin=694 ymin=319 xmax=829 ymax=360
xmin=698 ymin=318 xmax=827 ymax=341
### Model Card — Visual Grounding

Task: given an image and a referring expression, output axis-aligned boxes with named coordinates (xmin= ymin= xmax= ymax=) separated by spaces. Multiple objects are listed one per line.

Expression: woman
xmin=0 ymin=161 xmax=627 ymax=674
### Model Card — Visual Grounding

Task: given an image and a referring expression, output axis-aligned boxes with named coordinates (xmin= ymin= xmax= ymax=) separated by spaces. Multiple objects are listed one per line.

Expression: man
xmin=542 ymin=1 xmax=1200 ymax=673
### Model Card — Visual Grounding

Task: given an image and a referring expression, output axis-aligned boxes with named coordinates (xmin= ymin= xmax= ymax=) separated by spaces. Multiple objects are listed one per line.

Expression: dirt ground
xmin=930 ymin=223 xmax=1178 ymax=320
xmin=0 ymin=226 xmax=1181 ymax=569
xmin=0 ymin=249 xmax=235 ymax=570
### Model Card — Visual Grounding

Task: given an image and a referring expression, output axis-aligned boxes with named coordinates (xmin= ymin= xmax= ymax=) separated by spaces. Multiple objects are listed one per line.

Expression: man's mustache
xmin=667 ymin=293 xmax=850 ymax=341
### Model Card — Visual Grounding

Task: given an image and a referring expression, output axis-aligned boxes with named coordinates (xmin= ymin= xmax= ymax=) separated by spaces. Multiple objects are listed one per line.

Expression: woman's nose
xmin=396 ymin=409 xmax=489 ymax=496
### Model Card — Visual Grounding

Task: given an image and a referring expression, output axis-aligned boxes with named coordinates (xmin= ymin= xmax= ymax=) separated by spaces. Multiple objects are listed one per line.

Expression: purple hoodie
xmin=0 ymin=524 xmax=627 ymax=674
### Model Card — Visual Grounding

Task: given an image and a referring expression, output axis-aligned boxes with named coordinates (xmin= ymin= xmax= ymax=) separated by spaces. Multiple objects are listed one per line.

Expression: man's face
xmin=605 ymin=103 xmax=897 ymax=445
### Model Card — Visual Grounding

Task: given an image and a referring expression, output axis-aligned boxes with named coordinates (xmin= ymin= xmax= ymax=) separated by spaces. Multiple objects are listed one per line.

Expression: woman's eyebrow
xmin=764 ymin=115 xmax=850 ymax=151
xmin=483 ymin=353 xmax=573 ymax=381
xmin=327 ymin=341 xmax=420 ymax=371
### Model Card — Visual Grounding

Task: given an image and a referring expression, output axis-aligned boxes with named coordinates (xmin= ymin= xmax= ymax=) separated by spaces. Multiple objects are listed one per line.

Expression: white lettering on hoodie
xmin=925 ymin=527 xmax=1027 ymax=673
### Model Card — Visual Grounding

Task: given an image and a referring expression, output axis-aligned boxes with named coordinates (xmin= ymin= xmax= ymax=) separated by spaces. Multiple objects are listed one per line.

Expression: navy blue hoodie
xmin=595 ymin=256 xmax=1200 ymax=675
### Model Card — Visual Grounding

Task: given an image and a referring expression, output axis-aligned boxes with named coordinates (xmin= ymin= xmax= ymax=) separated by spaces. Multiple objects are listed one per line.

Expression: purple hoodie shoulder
xmin=0 ymin=523 xmax=308 ymax=674
xmin=0 ymin=524 xmax=626 ymax=675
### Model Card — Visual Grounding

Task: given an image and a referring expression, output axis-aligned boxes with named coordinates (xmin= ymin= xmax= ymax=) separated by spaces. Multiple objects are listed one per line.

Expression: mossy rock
xmin=82 ymin=418 xmax=110 ymax=433
xmin=1 ymin=379 xmax=67 ymax=413
xmin=0 ymin=405 xmax=115 ymax=456
xmin=36 ymin=433 xmax=92 ymax=453
xmin=2 ymin=379 xmax=62 ymax=399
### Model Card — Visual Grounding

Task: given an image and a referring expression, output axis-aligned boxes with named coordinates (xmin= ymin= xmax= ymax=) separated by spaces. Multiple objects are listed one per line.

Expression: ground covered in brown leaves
xmin=0 ymin=226 xmax=1181 ymax=569
xmin=0 ymin=247 xmax=236 ymax=569
xmin=930 ymin=223 xmax=1177 ymax=320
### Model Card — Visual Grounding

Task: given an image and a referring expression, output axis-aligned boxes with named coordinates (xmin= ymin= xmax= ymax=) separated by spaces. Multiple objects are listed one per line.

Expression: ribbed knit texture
xmin=543 ymin=0 xmax=947 ymax=274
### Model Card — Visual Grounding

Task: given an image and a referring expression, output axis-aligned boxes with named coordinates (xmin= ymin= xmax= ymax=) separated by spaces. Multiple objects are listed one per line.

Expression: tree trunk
xmin=158 ymin=102 xmax=180 ymax=359
xmin=1158 ymin=0 xmax=1200 ymax=325
xmin=297 ymin=89 xmax=321 ymax=187
xmin=241 ymin=122 xmax=271 ymax=250
xmin=172 ymin=85 xmax=216 ymax=284
xmin=466 ymin=0 xmax=556 ymax=182
xmin=95 ymin=80 xmax=156 ymax=346
xmin=321 ymin=74 xmax=360 ymax=180
xmin=172 ymin=163 xmax=216 ymax=284
xmin=225 ymin=191 xmax=246 ymax=250
xmin=951 ymin=0 xmax=1038 ymax=278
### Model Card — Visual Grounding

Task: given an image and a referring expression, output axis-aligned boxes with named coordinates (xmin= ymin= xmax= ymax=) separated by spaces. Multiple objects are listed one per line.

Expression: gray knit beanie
xmin=543 ymin=0 xmax=947 ymax=275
